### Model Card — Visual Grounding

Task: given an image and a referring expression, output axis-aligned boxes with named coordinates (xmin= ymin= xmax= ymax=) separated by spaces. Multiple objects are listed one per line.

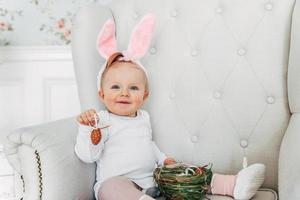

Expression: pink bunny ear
xmin=126 ymin=13 xmax=156 ymax=60
xmin=96 ymin=19 xmax=118 ymax=59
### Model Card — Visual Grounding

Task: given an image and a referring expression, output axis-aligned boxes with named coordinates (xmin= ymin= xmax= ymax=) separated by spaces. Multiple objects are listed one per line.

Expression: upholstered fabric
xmin=5 ymin=118 xmax=96 ymax=200
xmin=73 ymin=0 xmax=294 ymax=191
xmin=4 ymin=0 xmax=300 ymax=199
xmin=208 ymin=189 xmax=277 ymax=200
xmin=279 ymin=1 xmax=300 ymax=200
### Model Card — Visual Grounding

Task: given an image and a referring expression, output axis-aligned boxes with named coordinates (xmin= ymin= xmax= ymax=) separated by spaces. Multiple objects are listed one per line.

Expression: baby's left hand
xmin=163 ymin=158 xmax=177 ymax=166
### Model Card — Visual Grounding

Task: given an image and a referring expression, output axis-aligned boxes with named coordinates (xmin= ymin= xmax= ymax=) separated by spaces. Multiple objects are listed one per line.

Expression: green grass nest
xmin=154 ymin=163 xmax=213 ymax=200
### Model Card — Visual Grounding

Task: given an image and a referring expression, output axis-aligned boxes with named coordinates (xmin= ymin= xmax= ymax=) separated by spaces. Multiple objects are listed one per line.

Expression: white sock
xmin=233 ymin=163 xmax=265 ymax=200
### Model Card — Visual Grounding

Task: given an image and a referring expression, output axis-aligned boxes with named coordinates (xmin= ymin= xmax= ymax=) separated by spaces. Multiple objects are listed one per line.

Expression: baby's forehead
xmin=110 ymin=61 xmax=140 ymax=70
xmin=107 ymin=62 xmax=145 ymax=76
xmin=103 ymin=62 xmax=147 ymax=81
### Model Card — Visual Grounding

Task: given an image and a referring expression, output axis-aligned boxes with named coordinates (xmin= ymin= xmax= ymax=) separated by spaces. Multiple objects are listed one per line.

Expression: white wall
xmin=0 ymin=46 xmax=80 ymax=199
xmin=0 ymin=46 xmax=80 ymax=142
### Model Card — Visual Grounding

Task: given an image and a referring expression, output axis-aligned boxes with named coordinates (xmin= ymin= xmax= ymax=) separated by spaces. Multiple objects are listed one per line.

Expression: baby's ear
xmin=98 ymin=90 xmax=105 ymax=101
xmin=143 ymin=91 xmax=149 ymax=100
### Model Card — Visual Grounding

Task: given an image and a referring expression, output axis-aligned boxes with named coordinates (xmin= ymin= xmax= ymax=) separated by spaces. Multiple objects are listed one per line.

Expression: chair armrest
xmin=279 ymin=114 xmax=300 ymax=199
xmin=280 ymin=1 xmax=300 ymax=199
xmin=3 ymin=117 xmax=96 ymax=200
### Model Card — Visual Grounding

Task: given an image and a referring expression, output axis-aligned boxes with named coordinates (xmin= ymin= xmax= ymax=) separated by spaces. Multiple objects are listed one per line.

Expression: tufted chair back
xmin=72 ymin=0 xmax=300 ymax=199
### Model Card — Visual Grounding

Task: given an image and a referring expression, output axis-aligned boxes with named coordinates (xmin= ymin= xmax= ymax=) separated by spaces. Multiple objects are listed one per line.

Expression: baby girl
xmin=74 ymin=13 xmax=265 ymax=200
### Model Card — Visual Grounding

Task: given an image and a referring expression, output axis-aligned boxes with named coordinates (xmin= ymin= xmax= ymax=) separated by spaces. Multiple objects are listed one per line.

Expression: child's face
xmin=99 ymin=62 xmax=149 ymax=117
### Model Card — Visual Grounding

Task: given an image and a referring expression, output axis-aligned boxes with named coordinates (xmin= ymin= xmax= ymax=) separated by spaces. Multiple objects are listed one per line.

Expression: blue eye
xmin=130 ymin=86 xmax=139 ymax=91
xmin=111 ymin=85 xmax=120 ymax=89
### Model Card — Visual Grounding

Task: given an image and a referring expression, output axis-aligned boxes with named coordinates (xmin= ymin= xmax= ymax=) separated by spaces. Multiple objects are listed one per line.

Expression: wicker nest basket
xmin=153 ymin=163 xmax=213 ymax=200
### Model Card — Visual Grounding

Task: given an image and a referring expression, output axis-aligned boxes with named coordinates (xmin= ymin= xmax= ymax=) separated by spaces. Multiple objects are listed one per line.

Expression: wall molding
xmin=43 ymin=78 xmax=78 ymax=121
xmin=0 ymin=45 xmax=79 ymax=126
xmin=0 ymin=46 xmax=72 ymax=63
xmin=0 ymin=45 xmax=79 ymax=199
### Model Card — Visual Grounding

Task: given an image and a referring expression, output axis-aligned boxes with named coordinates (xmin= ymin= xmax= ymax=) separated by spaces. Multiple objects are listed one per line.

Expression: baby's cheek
xmin=105 ymin=95 xmax=115 ymax=103
xmin=104 ymin=97 xmax=116 ymax=109
xmin=137 ymin=96 xmax=146 ymax=105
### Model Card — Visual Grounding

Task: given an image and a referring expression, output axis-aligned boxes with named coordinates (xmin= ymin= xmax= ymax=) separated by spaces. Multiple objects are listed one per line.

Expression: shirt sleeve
xmin=141 ymin=109 xmax=167 ymax=165
xmin=74 ymin=122 xmax=108 ymax=163
xmin=152 ymin=141 xmax=167 ymax=166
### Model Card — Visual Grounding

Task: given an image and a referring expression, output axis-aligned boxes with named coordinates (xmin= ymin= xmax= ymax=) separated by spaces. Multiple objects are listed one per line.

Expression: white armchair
xmin=4 ymin=0 xmax=300 ymax=199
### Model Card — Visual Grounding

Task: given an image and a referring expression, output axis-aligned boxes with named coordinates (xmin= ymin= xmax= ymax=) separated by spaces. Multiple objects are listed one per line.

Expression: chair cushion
xmin=156 ymin=189 xmax=277 ymax=200
xmin=207 ymin=189 xmax=277 ymax=200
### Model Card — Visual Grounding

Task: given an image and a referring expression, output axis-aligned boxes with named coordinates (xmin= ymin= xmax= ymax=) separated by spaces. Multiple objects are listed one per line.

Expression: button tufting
xmin=133 ymin=12 xmax=139 ymax=19
xmin=215 ymin=7 xmax=223 ymax=14
xmin=171 ymin=10 xmax=178 ymax=17
xmin=169 ymin=92 xmax=176 ymax=99
xmin=237 ymin=48 xmax=246 ymax=56
xmin=191 ymin=135 xmax=199 ymax=143
xmin=264 ymin=3 xmax=273 ymax=11
xmin=266 ymin=96 xmax=275 ymax=104
xmin=191 ymin=49 xmax=199 ymax=57
xmin=213 ymin=91 xmax=222 ymax=99
xmin=240 ymin=139 xmax=248 ymax=148
xmin=150 ymin=47 xmax=157 ymax=54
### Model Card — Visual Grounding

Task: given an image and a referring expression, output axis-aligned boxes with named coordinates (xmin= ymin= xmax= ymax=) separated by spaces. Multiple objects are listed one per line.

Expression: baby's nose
xmin=121 ymin=89 xmax=129 ymax=96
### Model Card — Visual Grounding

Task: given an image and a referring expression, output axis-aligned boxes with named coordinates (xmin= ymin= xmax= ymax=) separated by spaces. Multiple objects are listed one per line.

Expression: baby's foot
xmin=233 ymin=163 xmax=265 ymax=200
xmin=145 ymin=186 xmax=161 ymax=198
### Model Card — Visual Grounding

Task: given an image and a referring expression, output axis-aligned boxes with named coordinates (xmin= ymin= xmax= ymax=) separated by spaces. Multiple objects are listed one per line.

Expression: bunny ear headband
xmin=96 ymin=13 xmax=156 ymax=91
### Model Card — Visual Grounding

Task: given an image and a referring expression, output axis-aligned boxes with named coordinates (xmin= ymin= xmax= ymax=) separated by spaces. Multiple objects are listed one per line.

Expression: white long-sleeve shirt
xmin=74 ymin=109 xmax=166 ymax=199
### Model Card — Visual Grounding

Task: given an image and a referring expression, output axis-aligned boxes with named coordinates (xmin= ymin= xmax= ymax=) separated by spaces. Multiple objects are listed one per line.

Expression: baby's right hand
xmin=163 ymin=158 xmax=177 ymax=166
xmin=76 ymin=109 xmax=98 ymax=126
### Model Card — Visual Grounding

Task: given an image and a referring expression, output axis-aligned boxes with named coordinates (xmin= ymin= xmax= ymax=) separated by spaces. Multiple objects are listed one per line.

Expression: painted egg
xmin=91 ymin=128 xmax=101 ymax=145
